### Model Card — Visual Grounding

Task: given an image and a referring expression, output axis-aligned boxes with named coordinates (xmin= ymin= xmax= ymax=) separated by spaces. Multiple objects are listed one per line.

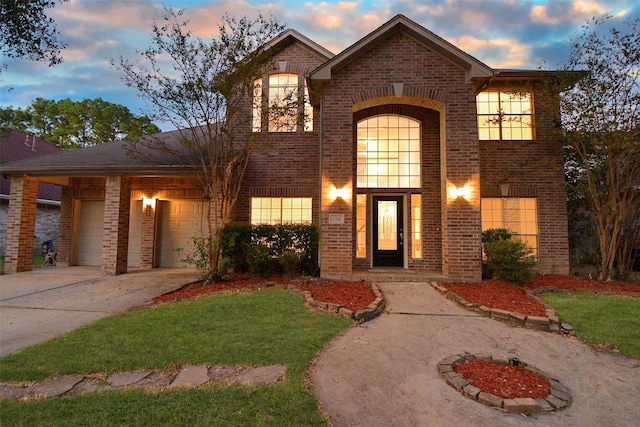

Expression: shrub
xmin=484 ymin=238 xmax=537 ymax=285
xmin=176 ymin=236 xmax=211 ymax=278
xmin=246 ymin=244 xmax=272 ymax=277
xmin=279 ymin=250 xmax=302 ymax=278
xmin=221 ymin=223 xmax=319 ymax=276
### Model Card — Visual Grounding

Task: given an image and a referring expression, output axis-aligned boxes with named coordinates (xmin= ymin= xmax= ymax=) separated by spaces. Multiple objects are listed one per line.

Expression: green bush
xmin=482 ymin=228 xmax=513 ymax=245
xmin=279 ymin=250 xmax=302 ymax=278
xmin=176 ymin=236 xmax=211 ymax=277
xmin=246 ymin=244 xmax=273 ymax=277
xmin=483 ymin=238 xmax=537 ymax=285
xmin=220 ymin=222 xmax=252 ymax=273
xmin=221 ymin=223 xmax=319 ymax=276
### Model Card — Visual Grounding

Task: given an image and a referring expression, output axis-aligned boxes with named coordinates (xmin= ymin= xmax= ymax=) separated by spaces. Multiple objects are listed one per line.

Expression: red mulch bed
xmin=153 ymin=274 xmax=376 ymax=312
xmin=443 ymin=280 xmax=547 ymax=317
xmin=454 ymin=360 xmax=551 ymax=399
xmin=443 ymin=275 xmax=640 ymax=317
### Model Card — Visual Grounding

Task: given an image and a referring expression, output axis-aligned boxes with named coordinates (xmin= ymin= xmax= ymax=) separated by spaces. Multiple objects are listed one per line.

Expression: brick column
xmin=139 ymin=199 xmax=156 ymax=268
xmin=4 ymin=176 xmax=39 ymax=273
xmin=102 ymin=176 xmax=131 ymax=275
xmin=57 ymin=186 xmax=75 ymax=266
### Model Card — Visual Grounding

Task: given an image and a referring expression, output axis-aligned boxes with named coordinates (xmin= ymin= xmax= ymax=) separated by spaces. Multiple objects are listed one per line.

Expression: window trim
xmin=477 ymin=90 xmax=534 ymax=141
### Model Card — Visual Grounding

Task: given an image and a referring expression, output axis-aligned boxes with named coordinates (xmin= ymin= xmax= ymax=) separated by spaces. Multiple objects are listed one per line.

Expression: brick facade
xmin=2 ymin=15 xmax=570 ymax=280
xmin=4 ymin=176 xmax=39 ymax=273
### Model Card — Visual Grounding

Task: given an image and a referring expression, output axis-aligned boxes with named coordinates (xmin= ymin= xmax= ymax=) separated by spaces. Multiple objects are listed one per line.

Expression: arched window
xmin=356 ymin=114 xmax=421 ymax=188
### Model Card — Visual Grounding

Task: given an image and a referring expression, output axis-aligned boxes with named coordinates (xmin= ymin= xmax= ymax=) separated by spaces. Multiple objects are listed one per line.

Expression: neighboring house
xmin=2 ymin=15 xmax=573 ymax=281
xmin=1 ymin=129 xmax=62 ymax=257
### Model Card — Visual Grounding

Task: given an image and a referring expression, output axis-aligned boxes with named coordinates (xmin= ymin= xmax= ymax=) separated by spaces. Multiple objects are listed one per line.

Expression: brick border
xmin=430 ymin=282 xmax=561 ymax=332
xmin=438 ymin=353 xmax=572 ymax=413
xmin=291 ymin=283 xmax=386 ymax=323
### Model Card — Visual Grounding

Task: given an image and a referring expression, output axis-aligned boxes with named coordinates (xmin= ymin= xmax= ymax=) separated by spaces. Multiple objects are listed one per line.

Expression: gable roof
xmin=310 ymin=14 xmax=494 ymax=83
xmin=266 ymin=28 xmax=335 ymax=62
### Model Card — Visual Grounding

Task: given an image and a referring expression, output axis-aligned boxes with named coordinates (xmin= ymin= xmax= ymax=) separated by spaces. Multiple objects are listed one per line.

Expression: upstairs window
xmin=269 ymin=73 xmax=298 ymax=132
xmin=477 ymin=91 xmax=533 ymax=140
xmin=252 ymin=73 xmax=313 ymax=133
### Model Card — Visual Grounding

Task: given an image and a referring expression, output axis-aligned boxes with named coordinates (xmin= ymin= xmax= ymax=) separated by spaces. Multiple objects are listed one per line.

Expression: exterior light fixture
xmin=330 ymin=186 xmax=348 ymax=201
xmin=142 ymin=197 xmax=156 ymax=215
xmin=453 ymin=186 xmax=469 ymax=199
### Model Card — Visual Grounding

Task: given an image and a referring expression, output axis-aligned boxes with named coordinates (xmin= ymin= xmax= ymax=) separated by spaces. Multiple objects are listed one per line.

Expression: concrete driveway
xmin=0 ymin=267 xmax=199 ymax=356
xmin=310 ymin=282 xmax=640 ymax=427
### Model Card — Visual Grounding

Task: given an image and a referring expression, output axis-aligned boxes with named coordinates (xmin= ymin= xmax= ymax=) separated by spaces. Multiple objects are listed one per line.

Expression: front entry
xmin=372 ymin=196 xmax=404 ymax=267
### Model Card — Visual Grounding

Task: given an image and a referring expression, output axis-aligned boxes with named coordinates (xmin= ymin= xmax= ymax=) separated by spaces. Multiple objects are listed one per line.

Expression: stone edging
xmin=0 ymin=364 xmax=286 ymax=401
xmin=439 ymin=353 xmax=572 ymax=414
xmin=430 ymin=282 xmax=562 ymax=332
xmin=291 ymin=283 xmax=385 ymax=322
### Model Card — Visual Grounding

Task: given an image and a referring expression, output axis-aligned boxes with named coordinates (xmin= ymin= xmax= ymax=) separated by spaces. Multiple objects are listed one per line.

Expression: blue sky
xmin=1 ymin=0 xmax=638 ymax=122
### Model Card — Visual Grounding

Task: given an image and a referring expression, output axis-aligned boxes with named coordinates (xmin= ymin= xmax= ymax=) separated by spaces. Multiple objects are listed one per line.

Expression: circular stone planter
xmin=438 ymin=353 xmax=571 ymax=413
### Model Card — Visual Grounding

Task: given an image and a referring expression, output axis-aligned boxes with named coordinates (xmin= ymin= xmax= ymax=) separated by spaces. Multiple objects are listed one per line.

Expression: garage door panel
xmin=128 ymin=200 xmax=142 ymax=267
xmin=158 ymin=200 xmax=205 ymax=268
xmin=77 ymin=201 xmax=104 ymax=266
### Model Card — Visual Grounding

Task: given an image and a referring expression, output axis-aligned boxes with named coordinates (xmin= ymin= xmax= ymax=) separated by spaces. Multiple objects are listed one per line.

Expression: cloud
xmin=447 ymin=35 xmax=532 ymax=68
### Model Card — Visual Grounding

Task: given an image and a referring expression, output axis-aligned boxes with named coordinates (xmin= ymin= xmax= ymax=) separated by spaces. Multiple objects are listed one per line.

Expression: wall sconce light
xmin=452 ymin=185 xmax=469 ymax=199
xmin=330 ymin=186 xmax=349 ymax=201
xmin=142 ymin=197 xmax=156 ymax=215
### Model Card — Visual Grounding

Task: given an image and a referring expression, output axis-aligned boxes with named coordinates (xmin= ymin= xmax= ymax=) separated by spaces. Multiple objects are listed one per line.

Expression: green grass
xmin=542 ymin=293 xmax=640 ymax=359
xmin=0 ymin=255 xmax=45 ymax=272
xmin=0 ymin=290 xmax=352 ymax=426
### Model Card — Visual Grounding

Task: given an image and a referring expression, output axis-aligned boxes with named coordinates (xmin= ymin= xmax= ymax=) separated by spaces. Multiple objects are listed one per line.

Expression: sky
xmin=1 ymin=0 xmax=638 ymax=126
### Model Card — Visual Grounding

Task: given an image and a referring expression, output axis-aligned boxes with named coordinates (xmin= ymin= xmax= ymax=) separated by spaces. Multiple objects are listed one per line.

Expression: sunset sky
xmin=1 ymin=0 xmax=638 ymax=124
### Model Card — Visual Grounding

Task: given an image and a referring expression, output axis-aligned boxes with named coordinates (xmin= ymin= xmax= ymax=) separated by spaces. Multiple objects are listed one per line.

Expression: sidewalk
xmin=309 ymin=282 xmax=640 ymax=427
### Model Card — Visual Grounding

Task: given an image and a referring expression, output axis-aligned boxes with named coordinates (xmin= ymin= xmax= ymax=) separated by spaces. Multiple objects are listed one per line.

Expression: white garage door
xmin=128 ymin=200 xmax=142 ymax=267
xmin=77 ymin=200 xmax=104 ymax=266
xmin=157 ymin=200 xmax=205 ymax=268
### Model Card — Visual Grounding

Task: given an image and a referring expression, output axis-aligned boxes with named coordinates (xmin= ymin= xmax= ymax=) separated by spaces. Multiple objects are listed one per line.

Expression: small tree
xmin=550 ymin=15 xmax=640 ymax=281
xmin=115 ymin=9 xmax=300 ymax=281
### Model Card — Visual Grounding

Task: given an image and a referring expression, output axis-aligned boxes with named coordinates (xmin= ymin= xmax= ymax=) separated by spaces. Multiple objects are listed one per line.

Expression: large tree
xmin=550 ymin=15 xmax=640 ymax=281
xmin=1 ymin=98 xmax=160 ymax=149
xmin=0 ymin=0 xmax=68 ymax=67
xmin=115 ymin=9 xmax=299 ymax=280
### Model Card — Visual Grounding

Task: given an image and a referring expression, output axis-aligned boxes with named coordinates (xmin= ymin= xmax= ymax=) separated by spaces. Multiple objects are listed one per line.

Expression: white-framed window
xmin=411 ymin=194 xmax=422 ymax=259
xmin=477 ymin=91 xmax=533 ymax=140
xmin=251 ymin=197 xmax=312 ymax=225
xmin=252 ymin=78 xmax=262 ymax=132
xmin=356 ymin=114 xmax=421 ymax=188
xmin=356 ymin=194 xmax=367 ymax=258
xmin=481 ymin=197 xmax=538 ymax=255
xmin=268 ymin=73 xmax=298 ymax=132
xmin=252 ymin=73 xmax=313 ymax=133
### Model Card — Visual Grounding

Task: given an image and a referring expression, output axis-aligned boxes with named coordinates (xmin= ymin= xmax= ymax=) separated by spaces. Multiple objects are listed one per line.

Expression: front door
xmin=372 ymin=196 xmax=404 ymax=267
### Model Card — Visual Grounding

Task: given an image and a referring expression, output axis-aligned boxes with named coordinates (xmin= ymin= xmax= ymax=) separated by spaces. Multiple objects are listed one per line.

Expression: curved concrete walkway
xmin=309 ymin=282 xmax=640 ymax=427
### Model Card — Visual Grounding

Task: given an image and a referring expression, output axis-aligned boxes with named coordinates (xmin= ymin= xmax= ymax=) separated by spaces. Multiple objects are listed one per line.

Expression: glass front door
xmin=372 ymin=196 xmax=404 ymax=267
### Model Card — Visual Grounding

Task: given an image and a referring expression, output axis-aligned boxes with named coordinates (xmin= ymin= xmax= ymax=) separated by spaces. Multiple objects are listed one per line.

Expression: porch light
xmin=330 ymin=186 xmax=349 ymax=201
xmin=142 ymin=197 xmax=156 ymax=212
xmin=453 ymin=185 xmax=469 ymax=199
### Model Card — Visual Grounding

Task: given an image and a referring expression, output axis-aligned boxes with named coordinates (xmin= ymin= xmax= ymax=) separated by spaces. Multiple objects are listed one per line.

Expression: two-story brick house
xmin=2 ymin=15 xmax=570 ymax=281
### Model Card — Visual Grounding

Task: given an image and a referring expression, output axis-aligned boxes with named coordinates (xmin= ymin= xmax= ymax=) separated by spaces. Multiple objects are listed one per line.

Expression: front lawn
xmin=541 ymin=293 xmax=640 ymax=359
xmin=0 ymin=289 xmax=352 ymax=426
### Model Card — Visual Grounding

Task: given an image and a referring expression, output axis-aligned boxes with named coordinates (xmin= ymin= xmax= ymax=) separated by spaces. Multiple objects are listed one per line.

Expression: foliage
xmin=114 ymin=9 xmax=297 ymax=279
xmin=221 ymin=223 xmax=319 ymax=276
xmin=482 ymin=228 xmax=537 ymax=285
xmin=176 ymin=236 xmax=211 ymax=279
xmin=541 ymin=14 xmax=640 ymax=281
xmin=481 ymin=228 xmax=513 ymax=245
xmin=0 ymin=0 xmax=68 ymax=67
xmin=0 ymin=98 xmax=160 ymax=149
xmin=0 ymin=291 xmax=351 ymax=425
xmin=220 ymin=222 xmax=252 ymax=273
xmin=542 ymin=293 xmax=640 ymax=359
xmin=246 ymin=244 xmax=273 ymax=277
xmin=279 ymin=250 xmax=302 ymax=278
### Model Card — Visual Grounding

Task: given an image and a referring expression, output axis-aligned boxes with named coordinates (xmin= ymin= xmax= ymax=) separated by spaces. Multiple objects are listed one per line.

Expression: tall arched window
xmin=356 ymin=114 xmax=421 ymax=188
